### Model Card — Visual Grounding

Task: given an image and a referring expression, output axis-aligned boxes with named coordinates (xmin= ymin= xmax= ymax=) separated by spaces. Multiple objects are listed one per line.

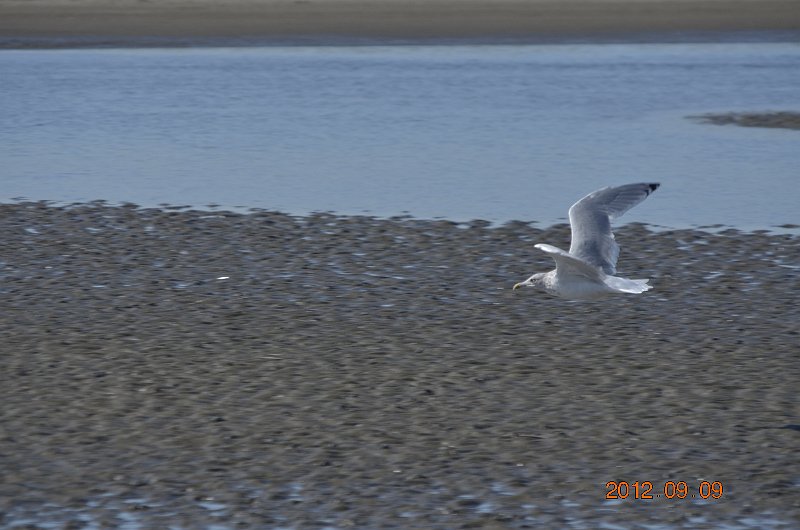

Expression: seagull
xmin=513 ymin=183 xmax=660 ymax=300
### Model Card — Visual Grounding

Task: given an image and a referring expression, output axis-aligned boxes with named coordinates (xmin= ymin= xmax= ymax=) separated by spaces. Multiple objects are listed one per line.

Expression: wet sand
xmin=1 ymin=201 xmax=798 ymax=528
xmin=2 ymin=0 xmax=800 ymax=47
xmin=691 ymin=112 xmax=800 ymax=130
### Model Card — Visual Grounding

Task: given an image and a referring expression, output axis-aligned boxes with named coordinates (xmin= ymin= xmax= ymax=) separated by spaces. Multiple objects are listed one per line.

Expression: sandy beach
xmin=1 ymin=201 xmax=798 ymax=528
xmin=2 ymin=0 xmax=800 ymax=47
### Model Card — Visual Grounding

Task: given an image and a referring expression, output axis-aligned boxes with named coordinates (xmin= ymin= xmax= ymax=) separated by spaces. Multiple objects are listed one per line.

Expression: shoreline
xmin=3 ymin=199 xmax=799 ymax=235
xmin=2 ymin=0 xmax=800 ymax=49
xmin=4 ymin=30 xmax=800 ymax=51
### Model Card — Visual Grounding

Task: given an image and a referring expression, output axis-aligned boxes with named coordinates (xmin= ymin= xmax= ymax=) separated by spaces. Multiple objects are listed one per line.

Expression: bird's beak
xmin=512 ymin=282 xmax=523 ymax=291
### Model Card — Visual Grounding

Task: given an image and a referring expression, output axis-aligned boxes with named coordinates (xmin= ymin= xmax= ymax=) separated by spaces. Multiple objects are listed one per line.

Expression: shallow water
xmin=1 ymin=41 xmax=799 ymax=229
xmin=3 ymin=489 xmax=796 ymax=530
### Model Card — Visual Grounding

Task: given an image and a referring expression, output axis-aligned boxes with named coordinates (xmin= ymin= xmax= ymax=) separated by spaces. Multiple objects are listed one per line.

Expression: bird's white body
xmin=538 ymin=270 xmax=617 ymax=300
xmin=514 ymin=183 xmax=660 ymax=300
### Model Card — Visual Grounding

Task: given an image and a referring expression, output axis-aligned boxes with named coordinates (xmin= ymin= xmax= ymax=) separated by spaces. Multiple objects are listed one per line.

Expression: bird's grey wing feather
xmin=535 ymin=244 xmax=604 ymax=281
xmin=567 ymin=183 xmax=659 ymax=274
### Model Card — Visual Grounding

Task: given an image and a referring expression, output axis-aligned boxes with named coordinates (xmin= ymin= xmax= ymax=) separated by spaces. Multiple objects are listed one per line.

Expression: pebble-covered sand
xmin=1 ymin=201 xmax=798 ymax=529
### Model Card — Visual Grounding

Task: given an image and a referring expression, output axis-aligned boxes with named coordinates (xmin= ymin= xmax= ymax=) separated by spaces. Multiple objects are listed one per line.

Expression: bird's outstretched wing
xmin=567 ymin=183 xmax=660 ymax=274
xmin=535 ymin=244 xmax=604 ymax=281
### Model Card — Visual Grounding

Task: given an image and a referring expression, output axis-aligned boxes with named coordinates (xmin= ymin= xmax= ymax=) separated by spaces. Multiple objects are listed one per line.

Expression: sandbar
xmin=2 ymin=0 xmax=800 ymax=47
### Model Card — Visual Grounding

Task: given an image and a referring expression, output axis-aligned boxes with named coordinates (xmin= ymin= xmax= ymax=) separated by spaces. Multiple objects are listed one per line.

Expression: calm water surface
xmin=2 ymin=42 xmax=800 ymax=229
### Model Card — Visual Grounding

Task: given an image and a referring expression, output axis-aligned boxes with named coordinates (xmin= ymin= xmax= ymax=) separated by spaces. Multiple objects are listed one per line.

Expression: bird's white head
xmin=513 ymin=273 xmax=546 ymax=291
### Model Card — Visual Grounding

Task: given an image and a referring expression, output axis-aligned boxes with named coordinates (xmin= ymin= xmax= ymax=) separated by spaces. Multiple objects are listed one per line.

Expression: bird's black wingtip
xmin=648 ymin=183 xmax=660 ymax=193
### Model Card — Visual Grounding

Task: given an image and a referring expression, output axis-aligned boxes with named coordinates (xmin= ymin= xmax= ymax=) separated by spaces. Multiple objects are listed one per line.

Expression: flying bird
xmin=513 ymin=183 xmax=660 ymax=300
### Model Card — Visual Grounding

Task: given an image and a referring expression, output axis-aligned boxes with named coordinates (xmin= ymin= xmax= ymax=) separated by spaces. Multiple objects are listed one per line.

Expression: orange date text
xmin=605 ymin=481 xmax=723 ymax=500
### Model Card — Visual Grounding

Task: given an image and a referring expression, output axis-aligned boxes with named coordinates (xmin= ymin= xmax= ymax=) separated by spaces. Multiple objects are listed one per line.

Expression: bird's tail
xmin=603 ymin=276 xmax=652 ymax=294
